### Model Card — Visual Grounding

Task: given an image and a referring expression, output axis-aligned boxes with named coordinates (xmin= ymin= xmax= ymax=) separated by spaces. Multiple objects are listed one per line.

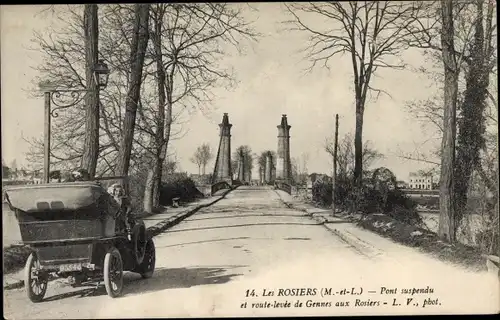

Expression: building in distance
xmin=408 ymin=171 xmax=434 ymax=190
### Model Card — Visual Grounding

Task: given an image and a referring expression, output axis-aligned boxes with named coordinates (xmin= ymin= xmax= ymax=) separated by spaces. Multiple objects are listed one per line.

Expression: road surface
xmin=3 ymin=186 xmax=498 ymax=318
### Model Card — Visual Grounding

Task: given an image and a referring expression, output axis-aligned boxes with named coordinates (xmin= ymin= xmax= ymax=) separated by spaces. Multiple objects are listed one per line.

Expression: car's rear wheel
xmin=103 ymin=247 xmax=123 ymax=298
xmin=24 ymin=253 xmax=48 ymax=303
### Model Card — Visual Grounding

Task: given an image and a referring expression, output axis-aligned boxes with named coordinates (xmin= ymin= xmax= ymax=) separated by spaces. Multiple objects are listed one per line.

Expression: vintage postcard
xmin=2 ymin=2 xmax=499 ymax=318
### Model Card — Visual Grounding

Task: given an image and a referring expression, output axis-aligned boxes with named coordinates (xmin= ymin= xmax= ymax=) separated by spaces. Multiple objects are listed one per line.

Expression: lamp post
xmin=42 ymin=59 xmax=110 ymax=183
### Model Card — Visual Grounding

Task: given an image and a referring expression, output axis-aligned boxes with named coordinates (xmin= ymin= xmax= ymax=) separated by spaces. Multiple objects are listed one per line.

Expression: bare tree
xmin=115 ymin=4 xmax=151 ymax=178
xmin=190 ymin=143 xmax=213 ymax=176
xmin=26 ymin=6 xmax=92 ymax=173
xmin=142 ymin=4 xmax=168 ymax=213
xmin=29 ymin=4 xmax=250 ymax=212
xmin=437 ymin=0 xmax=461 ymax=242
xmin=141 ymin=3 xmax=257 ymax=212
xmin=80 ymin=4 xmax=100 ymax=177
xmin=257 ymin=151 xmax=267 ymax=176
xmin=162 ymin=157 xmax=178 ymax=178
xmin=325 ymin=132 xmax=384 ymax=181
xmin=200 ymin=144 xmax=213 ymax=175
xmin=25 ymin=5 xmax=154 ymax=176
xmin=292 ymin=152 xmax=310 ymax=185
xmin=404 ymin=0 xmax=497 ymax=242
xmin=299 ymin=152 xmax=310 ymax=176
xmin=454 ymin=0 xmax=496 ymax=228
xmin=284 ymin=2 xmax=429 ymax=193
xmin=190 ymin=150 xmax=202 ymax=175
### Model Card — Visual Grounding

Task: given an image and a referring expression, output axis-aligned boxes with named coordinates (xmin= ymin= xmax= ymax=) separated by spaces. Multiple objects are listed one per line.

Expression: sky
xmin=1 ymin=4 xmax=441 ymax=181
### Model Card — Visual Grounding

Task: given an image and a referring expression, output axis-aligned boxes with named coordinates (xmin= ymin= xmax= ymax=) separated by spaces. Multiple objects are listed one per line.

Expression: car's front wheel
xmin=136 ymin=238 xmax=155 ymax=279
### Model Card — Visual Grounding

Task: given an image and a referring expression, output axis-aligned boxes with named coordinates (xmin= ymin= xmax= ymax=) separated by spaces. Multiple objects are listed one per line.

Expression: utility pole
xmin=332 ymin=114 xmax=339 ymax=216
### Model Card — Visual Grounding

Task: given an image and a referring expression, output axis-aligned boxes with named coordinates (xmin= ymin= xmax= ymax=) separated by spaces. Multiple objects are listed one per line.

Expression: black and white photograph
xmin=1 ymin=2 xmax=499 ymax=318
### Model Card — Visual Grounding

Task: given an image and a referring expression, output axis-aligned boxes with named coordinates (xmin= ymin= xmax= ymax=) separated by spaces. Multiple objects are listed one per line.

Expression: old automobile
xmin=4 ymin=177 xmax=155 ymax=302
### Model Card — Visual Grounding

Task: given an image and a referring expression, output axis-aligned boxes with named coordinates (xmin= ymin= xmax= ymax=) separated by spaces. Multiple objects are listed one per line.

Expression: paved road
xmin=3 ymin=187 xmax=498 ymax=318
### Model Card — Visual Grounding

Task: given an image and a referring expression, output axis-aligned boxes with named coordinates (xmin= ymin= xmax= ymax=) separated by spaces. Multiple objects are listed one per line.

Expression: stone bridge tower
xmin=264 ymin=151 xmax=273 ymax=183
xmin=259 ymin=167 xmax=264 ymax=184
xmin=237 ymin=149 xmax=245 ymax=182
xmin=212 ymin=113 xmax=232 ymax=184
xmin=276 ymin=114 xmax=291 ymax=183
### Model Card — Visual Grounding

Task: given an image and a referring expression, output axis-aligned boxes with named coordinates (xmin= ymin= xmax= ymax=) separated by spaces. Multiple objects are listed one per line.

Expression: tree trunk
xmin=152 ymin=158 xmax=163 ymax=210
xmin=153 ymin=3 xmax=176 ymax=205
xmin=81 ymin=4 xmax=99 ymax=178
xmin=353 ymin=105 xmax=364 ymax=187
xmin=438 ymin=0 xmax=458 ymax=243
xmin=115 ymin=4 xmax=150 ymax=179
xmin=454 ymin=0 xmax=491 ymax=230
xmin=202 ymin=164 xmax=206 ymax=175
xmin=143 ymin=163 xmax=155 ymax=213
xmin=351 ymin=100 xmax=364 ymax=214
xmin=157 ymin=103 xmax=173 ymax=203
xmin=144 ymin=6 xmax=167 ymax=212
xmin=143 ymin=146 xmax=163 ymax=213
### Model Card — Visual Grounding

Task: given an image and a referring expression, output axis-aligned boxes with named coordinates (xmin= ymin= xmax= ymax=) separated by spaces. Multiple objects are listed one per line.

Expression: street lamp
xmin=94 ymin=59 xmax=110 ymax=89
xmin=42 ymin=59 xmax=110 ymax=183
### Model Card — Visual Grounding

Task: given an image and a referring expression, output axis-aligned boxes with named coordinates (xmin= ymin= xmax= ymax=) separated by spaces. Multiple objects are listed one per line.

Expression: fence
xmin=403 ymin=189 xmax=440 ymax=197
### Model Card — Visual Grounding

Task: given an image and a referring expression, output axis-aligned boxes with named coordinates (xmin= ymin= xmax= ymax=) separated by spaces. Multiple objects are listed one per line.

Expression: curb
xmin=273 ymin=191 xmax=309 ymax=213
xmin=147 ymin=186 xmax=236 ymax=237
xmin=274 ymin=191 xmax=333 ymax=220
xmin=312 ymin=216 xmax=382 ymax=259
xmin=3 ymin=186 xmax=237 ymax=291
xmin=274 ymin=191 xmax=324 ymax=221
xmin=322 ymin=224 xmax=372 ymax=257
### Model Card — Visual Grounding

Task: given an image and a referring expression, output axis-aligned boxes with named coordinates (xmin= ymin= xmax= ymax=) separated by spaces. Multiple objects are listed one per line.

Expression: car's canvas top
xmin=4 ymin=182 xmax=109 ymax=212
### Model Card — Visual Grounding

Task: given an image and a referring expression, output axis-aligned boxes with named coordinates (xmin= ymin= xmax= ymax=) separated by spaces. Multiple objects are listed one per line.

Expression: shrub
xmin=4 ymin=245 xmax=34 ymax=274
xmin=358 ymin=187 xmax=383 ymax=213
xmin=469 ymin=196 xmax=499 ymax=255
xmin=127 ymin=170 xmax=203 ymax=212
xmin=386 ymin=204 xmax=423 ymax=225
xmin=312 ymin=181 xmax=333 ymax=207
xmin=476 ymin=228 xmax=499 ymax=255
xmin=159 ymin=177 xmax=203 ymax=206
xmin=312 ymin=179 xmax=422 ymax=225
xmin=385 ymin=188 xmax=417 ymax=210
xmin=164 ymin=172 xmax=189 ymax=183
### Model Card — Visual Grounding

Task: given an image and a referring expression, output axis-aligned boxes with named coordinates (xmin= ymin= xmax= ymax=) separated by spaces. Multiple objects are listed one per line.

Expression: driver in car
xmin=107 ymin=183 xmax=133 ymax=241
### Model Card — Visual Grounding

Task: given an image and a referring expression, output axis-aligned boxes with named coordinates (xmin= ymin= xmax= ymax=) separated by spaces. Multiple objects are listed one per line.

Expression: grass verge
xmin=356 ymin=213 xmax=487 ymax=272
xmin=3 ymin=245 xmax=33 ymax=274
